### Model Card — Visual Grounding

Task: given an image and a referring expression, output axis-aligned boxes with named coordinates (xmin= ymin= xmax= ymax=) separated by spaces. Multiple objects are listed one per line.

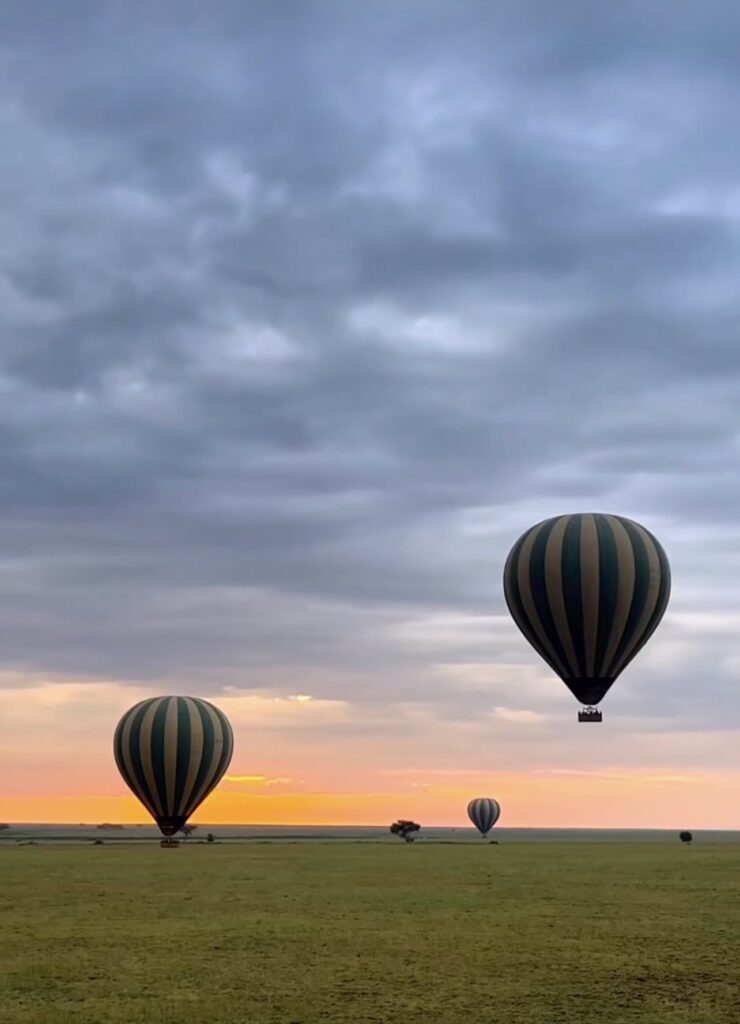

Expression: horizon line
xmin=3 ymin=822 xmax=734 ymax=832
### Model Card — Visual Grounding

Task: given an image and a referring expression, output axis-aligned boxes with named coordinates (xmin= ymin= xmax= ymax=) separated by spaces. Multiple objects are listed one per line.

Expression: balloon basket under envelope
xmin=578 ymin=707 xmax=603 ymax=723
xmin=503 ymin=513 xmax=671 ymax=723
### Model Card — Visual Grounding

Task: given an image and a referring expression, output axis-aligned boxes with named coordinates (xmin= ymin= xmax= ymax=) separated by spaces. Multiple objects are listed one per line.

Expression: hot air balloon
xmin=503 ymin=513 xmax=670 ymax=722
xmin=468 ymin=797 xmax=500 ymax=837
xmin=113 ymin=696 xmax=233 ymax=839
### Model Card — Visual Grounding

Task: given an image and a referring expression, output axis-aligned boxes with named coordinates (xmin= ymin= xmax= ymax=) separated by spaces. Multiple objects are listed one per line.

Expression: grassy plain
xmin=1 ymin=842 xmax=738 ymax=1024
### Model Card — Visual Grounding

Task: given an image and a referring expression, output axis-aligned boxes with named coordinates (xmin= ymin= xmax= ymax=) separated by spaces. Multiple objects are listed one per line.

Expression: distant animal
xmin=679 ymin=831 xmax=693 ymax=845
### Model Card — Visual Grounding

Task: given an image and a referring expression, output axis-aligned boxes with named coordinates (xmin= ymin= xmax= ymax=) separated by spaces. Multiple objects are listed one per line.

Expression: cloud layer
xmin=2 ymin=2 xmax=740 ymax=802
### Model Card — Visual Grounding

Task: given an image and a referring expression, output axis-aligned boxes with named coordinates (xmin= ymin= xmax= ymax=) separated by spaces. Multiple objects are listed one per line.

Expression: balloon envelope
xmin=503 ymin=513 xmax=670 ymax=707
xmin=468 ymin=797 xmax=500 ymax=837
xmin=114 ymin=696 xmax=234 ymax=836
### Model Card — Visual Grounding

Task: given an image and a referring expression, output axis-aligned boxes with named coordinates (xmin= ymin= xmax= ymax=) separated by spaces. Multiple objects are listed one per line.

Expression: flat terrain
xmin=1 ymin=842 xmax=738 ymax=1023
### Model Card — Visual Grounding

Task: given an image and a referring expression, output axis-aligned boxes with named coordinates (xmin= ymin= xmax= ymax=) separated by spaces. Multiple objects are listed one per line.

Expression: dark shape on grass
xmin=113 ymin=696 xmax=233 ymax=838
xmin=206 ymin=833 xmax=215 ymax=843
xmin=390 ymin=820 xmax=421 ymax=842
xmin=679 ymin=831 xmax=693 ymax=844
xmin=467 ymin=797 xmax=501 ymax=837
xmin=504 ymin=513 xmax=671 ymax=721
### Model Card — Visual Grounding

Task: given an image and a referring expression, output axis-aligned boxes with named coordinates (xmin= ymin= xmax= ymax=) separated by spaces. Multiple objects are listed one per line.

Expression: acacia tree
xmin=679 ymin=831 xmax=693 ymax=844
xmin=181 ymin=824 xmax=198 ymax=839
xmin=390 ymin=820 xmax=421 ymax=843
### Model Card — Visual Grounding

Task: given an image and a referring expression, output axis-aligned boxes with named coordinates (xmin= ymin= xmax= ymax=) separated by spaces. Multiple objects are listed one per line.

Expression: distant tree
xmin=390 ymin=820 xmax=421 ymax=843
xmin=0 ymin=823 xmax=9 ymax=831
xmin=181 ymin=824 xmax=198 ymax=839
xmin=679 ymin=831 xmax=693 ymax=845
xmin=206 ymin=833 xmax=215 ymax=843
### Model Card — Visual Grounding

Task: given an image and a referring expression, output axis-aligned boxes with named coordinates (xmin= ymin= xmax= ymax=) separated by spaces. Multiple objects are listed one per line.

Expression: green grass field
xmin=2 ymin=842 xmax=738 ymax=1023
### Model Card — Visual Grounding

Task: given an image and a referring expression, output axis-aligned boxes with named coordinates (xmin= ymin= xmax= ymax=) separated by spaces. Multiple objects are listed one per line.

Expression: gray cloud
xmin=1 ymin=2 xmax=740 ymax=756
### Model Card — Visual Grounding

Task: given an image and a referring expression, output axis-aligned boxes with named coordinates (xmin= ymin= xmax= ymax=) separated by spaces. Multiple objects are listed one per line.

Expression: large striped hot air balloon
xmin=114 ymin=696 xmax=234 ymax=836
xmin=503 ymin=513 xmax=670 ymax=722
xmin=468 ymin=798 xmax=501 ymax=837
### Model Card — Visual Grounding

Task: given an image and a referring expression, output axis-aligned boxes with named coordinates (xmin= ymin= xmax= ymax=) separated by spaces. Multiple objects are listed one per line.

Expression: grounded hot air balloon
xmin=468 ymin=797 xmax=501 ymax=837
xmin=503 ymin=513 xmax=670 ymax=722
xmin=114 ymin=696 xmax=233 ymax=837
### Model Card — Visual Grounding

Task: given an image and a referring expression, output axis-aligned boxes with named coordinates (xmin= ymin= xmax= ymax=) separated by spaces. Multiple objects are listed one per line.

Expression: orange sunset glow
xmin=5 ymin=774 xmax=740 ymax=831
xmin=3 ymin=674 xmax=740 ymax=830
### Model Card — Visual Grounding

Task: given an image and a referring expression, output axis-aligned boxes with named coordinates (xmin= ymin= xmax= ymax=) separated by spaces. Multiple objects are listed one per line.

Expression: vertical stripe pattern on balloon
xmin=503 ymin=514 xmax=670 ymax=699
xmin=113 ymin=696 xmax=234 ymax=835
xmin=467 ymin=797 xmax=501 ymax=836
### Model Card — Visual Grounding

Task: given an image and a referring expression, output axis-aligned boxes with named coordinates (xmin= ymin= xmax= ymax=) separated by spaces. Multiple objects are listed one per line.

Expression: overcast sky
xmin=2 ymin=2 xmax=740 ymax=826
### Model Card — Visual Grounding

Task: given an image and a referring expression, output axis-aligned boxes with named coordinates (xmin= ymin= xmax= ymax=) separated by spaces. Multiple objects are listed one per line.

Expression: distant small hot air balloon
xmin=503 ymin=513 xmax=670 ymax=722
xmin=114 ymin=696 xmax=233 ymax=838
xmin=467 ymin=797 xmax=500 ymax=838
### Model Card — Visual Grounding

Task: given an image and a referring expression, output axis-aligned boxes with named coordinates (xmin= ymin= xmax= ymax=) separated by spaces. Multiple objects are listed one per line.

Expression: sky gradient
xmin=2 ymin=2 xmax=740 ymax=829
